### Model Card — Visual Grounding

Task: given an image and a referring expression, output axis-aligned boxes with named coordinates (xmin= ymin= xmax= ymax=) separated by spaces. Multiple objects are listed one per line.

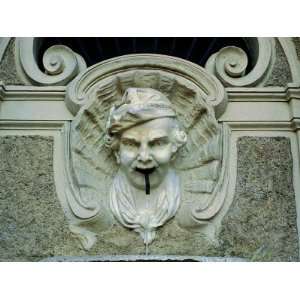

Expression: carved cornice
xmin=2 ymin=83 xmax=300 ymax=124
xmin=3 ymin=82 xmax=300 ymax=102
xmin=0 ymin=84 xmax=66 ymax=101
xmin=227 ymin=84 xmax=300 ymax=102
xmin=291 ymin=119 xmax=300 ymax=131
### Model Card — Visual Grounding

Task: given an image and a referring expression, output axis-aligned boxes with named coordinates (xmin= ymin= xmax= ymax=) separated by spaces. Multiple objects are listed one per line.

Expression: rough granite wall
xmin=0 ymin=136 xmax=83 ymax=261
xmin=218 ymin=137 xmax=299 ymax=261
xmin=0 ymin=135 xmax=298 ymax=261
xmin=0 ymin=39 xmax=23 ymax=85
xmin=292 ymin=37 xmax=300 ymax=61
xmin=265 ymin=39 xmax=292 ymax=87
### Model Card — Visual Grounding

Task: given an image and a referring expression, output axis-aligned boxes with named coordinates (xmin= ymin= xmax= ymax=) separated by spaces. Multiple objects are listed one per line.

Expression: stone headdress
xmin=106 ymin=87 xmax=177 ymax=136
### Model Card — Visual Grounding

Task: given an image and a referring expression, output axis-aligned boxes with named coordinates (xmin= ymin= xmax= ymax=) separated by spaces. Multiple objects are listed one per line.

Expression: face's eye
xmin=121 ymin=139 xmax=139 ymax=148
xmin=149 ymin=138 xmax=168 ymax=148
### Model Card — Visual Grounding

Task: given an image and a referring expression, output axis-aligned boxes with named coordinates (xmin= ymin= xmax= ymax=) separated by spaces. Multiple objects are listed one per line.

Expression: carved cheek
xmin=153 ymin=145 xmax=173 ymax=164
xmin=119 ymin=147 xmax=138 ymax=166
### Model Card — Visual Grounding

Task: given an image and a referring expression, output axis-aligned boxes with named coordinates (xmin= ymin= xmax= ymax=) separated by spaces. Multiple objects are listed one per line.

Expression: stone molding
xmin=2 ymin=83 xmax=300 ymax=125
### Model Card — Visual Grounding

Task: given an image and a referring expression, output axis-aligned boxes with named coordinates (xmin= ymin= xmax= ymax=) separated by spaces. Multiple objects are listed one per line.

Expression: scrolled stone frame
xmin=205 ymin=37 xmax=276 ymax=87
xmin=65 ymin=54 xmax=227 ymax=117
xmin=62 ymin=54 xmax=230 ymax=248
xmin=14 ymin=37 xmax=87 ymax=86
xmin=191 ymin=123 xmax=230 ymax=222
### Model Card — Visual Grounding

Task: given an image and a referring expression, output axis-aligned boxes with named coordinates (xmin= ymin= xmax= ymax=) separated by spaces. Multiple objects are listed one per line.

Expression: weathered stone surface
xmin=86 ymin=219 xmax=219 ymax=257
xmin=0 ymin=136 xmax=83 ymax=261
xmin=265 ymin=40 xmax=292 ymax=86
xmin=219 ymin=137 xmax=299 ymax=261
xmin=43 ymin=255 xmax=247 ymax=262
xmin=83 ymin=137 xmax=299 ymax=261
xmin=0 ymin=39 xmax=23 ymax=85
xmin=0 ymin=136 xmax=298 ymax=261
xmin=292 ymin=37 xmax=300 ymax=61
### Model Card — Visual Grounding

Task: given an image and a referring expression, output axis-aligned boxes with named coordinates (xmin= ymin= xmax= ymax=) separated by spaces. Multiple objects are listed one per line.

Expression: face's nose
xmin=137 ymin=143 xmax=152 ymax=164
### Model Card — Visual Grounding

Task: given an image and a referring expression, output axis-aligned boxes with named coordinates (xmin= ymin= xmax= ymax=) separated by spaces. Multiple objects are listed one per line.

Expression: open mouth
xmin=135 ymin=167 xmax=156 ymax=175
xmin=135 ymin=167 xmax=156 ymax=195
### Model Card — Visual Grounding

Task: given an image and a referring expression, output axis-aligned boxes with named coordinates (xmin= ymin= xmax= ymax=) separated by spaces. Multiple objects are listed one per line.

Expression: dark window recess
xmin=37 ymin=37 xmax=254 ymax=74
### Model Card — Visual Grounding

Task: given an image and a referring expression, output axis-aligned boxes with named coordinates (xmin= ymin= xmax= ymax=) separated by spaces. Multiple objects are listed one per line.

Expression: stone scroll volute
xmin=62 ymin=54 xmax=230 ymax=250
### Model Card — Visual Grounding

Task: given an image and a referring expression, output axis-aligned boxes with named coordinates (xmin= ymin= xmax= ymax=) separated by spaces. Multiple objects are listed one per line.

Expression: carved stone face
xmin=116 ymin=117 xmax=178 ymax=190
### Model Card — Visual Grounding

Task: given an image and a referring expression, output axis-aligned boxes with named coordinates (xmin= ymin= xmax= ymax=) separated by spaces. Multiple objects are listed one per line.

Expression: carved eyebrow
xmin=121 ymin=137 xmax=140 ymax=144
xmin=149 ymin=136 xmax=169 ymax=142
